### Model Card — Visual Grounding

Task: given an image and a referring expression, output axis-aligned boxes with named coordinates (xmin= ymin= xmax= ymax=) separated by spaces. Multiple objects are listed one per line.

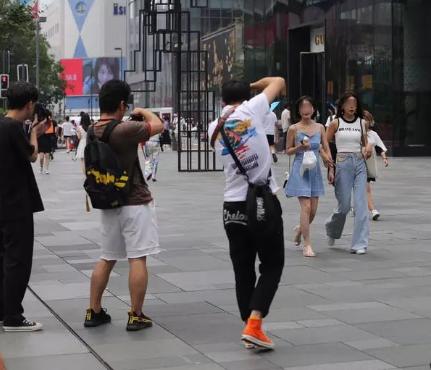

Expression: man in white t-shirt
xmin=280 ymin=104 xmax=291 ymax=145
xmin=263 ymin=110 xmax=278 ymax=163
xmin=61 ymin=116 xmax=74 ymax=153
xmin=208 ymin=77 xmax=286 ymax=350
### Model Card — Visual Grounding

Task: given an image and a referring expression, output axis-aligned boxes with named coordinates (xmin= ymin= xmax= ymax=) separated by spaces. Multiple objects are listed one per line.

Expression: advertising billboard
xmin=61 ymin=57 xmax=120 ymax=96
xmin=202 ymin=24 xmax=242 ymax=90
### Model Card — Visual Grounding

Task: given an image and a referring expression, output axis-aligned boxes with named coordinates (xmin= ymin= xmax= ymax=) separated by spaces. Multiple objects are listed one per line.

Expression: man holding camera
xmin=0 ymin=82 xmax=45 ymax=332
xmin=84 ymin=80 xmax=164 ymax=331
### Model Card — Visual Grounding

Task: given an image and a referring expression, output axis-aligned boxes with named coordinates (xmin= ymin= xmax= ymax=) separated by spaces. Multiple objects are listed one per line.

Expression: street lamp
xmin=114 ymin=47 xmax=123 ymax=80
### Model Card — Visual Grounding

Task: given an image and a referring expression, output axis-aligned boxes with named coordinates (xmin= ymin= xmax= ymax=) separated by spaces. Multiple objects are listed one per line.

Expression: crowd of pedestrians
xmin=0 ymin=75 xmax=391 ymax=366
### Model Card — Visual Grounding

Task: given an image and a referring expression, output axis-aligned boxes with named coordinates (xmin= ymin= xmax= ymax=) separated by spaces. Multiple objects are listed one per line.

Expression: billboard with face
xmin=61 ymin=57 xmax=120 ymax=96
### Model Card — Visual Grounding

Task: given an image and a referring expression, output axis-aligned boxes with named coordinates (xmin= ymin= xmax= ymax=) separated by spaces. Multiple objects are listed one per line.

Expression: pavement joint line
xmin=26 ymin=285 xmax=115 ymax=370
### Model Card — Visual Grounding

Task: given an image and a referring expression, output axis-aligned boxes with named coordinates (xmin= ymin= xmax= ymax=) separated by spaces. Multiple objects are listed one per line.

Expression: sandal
xmin=303 ymin=245 xmax=316 ymax=257
xmin=293 ymin=226 xmax=302 ymax=246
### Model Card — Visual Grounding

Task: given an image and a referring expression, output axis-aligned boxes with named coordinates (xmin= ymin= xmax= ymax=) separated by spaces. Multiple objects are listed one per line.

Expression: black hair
xmin=5 ymin=82 xmax=38 ymax=110
xmin=294 ymin=95 xmax=317 ymax=121
xmin=65 ymin=116 xmax=69 ymax=121
xmin=80 ymin=113 xmax=91 ymax=132
xmin=99 ymin=79 xmax=131 ymax=114
xmin=336 ymin=91 xmax=364 ymax=119
xmin=221 ymin=80 xmax=251 ymax=105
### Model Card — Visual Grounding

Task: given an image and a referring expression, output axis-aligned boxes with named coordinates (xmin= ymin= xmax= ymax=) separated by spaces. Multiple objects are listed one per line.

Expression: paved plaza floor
xmin=1 ymin=150 xmax=431 ymax=370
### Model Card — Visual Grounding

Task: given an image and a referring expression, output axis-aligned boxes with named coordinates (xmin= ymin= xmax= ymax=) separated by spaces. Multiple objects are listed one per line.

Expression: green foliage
xmin=0 ymin=0 xmax=65 ymax=105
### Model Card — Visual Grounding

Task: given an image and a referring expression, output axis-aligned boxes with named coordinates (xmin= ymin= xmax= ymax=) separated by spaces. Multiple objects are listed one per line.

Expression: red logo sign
xmin=60 ymin=59 xmax=83 ymax=96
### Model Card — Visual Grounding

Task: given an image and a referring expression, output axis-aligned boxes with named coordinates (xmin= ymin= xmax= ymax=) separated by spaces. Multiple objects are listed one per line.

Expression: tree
xmin=0 ymin=0 xmax=65 ymax=105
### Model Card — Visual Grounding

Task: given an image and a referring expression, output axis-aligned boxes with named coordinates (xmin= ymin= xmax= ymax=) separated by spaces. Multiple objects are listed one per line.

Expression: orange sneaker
xmin=241 ymin=317 xmax=274 ymax=349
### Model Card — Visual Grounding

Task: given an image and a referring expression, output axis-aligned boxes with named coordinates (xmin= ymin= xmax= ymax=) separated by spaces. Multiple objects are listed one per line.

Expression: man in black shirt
xmin=0 ymin=82 xmax=45 ymax=331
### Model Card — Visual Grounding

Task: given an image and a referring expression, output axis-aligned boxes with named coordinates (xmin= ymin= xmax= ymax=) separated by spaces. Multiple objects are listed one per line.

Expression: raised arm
xmin=132 ymin=108 xmax=164 ymax=136
xmin=250 ymin=77 xmax=286 ymax=104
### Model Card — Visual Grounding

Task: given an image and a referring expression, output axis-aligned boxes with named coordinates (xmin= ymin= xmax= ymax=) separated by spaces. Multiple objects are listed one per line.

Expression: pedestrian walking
xmin=208 ymin=77 xmax=286 ymax=350
xmin=280 ymin=103 xmax=291 ymax=147
xmin=76 ymin=113 xmax=91 ymax=174
xmin=285 ymin=96 xmax=333 ymax=257
xmin=325 ymin=92 xmax=372 ymax=255
xmin=144 ymin=133 xmax=161 ymax=182
xmin=363 ymin=111 xmax=389 ymax=221
xmin=61 ymin=116 xmax=74 ymax=153
xmin=263 ymin=110 xmax=278 ymax=163
xmin=37 ymin=114 xmax=55 ymax=174
xmin=0 ymin=82 xmax=45 ymax=332
xmin=83 ymin=80 xmax=164 ymax=331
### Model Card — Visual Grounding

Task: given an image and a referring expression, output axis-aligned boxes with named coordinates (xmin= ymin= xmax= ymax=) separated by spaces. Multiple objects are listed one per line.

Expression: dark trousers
xmin=223 ymin=199 xmax=285 ymax=322
xmin=0 ymin=214 xmax=34 ymax=322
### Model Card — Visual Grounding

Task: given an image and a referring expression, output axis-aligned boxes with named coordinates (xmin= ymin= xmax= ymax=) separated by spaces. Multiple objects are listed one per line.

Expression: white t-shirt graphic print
xmin=208 ymin=93 xmax=279 ymax=202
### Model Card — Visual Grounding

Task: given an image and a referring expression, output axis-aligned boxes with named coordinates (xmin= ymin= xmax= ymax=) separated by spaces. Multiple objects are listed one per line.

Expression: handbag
xmin=366 ymin=150 xmax=378 ymax=179
xmin=300 ymin=151 xmax=317 ymax=176
xmin=359 ymin=118 xmax=372 ymax=178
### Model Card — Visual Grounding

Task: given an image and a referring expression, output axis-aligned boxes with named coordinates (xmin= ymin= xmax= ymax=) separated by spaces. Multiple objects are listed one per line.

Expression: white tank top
xmin=335 ymin=117 xmax=363 ymax=153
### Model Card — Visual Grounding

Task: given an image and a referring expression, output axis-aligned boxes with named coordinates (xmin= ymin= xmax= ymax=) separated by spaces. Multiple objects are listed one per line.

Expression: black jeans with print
xmin=223 ymin=198 xmax=285 ymax=322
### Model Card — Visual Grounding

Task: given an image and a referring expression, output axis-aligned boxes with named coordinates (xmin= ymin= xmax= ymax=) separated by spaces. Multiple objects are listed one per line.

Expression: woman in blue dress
xmin=285 ymin=96 xmax=333 ymax=257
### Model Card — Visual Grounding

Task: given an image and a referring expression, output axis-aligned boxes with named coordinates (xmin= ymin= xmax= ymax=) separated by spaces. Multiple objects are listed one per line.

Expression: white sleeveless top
xmin=335 ymin=117 xmax=364 ymax=153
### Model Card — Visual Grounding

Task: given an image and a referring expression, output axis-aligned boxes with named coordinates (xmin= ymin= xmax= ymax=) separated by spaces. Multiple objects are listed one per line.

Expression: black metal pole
xmin=175 ymin=0 xmax=182 ymax=172
xmin=90 ymin=67 xmax=93 ymax=118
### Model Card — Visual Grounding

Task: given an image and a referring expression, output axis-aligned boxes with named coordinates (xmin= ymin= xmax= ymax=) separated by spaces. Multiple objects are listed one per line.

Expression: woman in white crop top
xmin=325 ymin=92 xmax=372 ymax=255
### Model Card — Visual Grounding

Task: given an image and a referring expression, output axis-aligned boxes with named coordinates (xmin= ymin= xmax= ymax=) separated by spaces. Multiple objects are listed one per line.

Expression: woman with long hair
xmin=325 ymin=92 xmax=372 ymax=254
xmin=285 ymin=96 xmax=333 ymax=257
xmin=38 ymin=111 xmax=54 ymax=174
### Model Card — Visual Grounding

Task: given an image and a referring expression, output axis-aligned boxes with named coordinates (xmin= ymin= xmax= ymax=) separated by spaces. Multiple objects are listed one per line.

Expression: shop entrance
xmin=300 ymin=52 xmax=325 ymax=122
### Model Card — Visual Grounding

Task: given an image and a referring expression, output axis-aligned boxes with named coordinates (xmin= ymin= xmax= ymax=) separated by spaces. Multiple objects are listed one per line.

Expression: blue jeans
xmin=326 ymin=153 xmax=369 ymax=251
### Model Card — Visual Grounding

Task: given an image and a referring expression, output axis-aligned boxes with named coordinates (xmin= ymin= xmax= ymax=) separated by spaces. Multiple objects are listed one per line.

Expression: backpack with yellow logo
xmin=84 ymin=120 xmax=130 ymax=209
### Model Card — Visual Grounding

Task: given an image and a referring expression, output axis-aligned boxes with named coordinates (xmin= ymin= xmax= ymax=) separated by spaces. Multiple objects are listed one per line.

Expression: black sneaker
xmin=84 ymin=308 xmax=111 ymax=328
xmin=126 ymin=311 xmax=153 ymax=331
xmin=272 ymin=153 xmax=278 ymax=163
xmin=3 ymin=317 xmax=43 ymax=332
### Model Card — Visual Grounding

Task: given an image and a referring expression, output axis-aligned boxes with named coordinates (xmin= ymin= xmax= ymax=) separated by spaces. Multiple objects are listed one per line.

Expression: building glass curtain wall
xmin=127 ymin=0 xmax=431 ymax=155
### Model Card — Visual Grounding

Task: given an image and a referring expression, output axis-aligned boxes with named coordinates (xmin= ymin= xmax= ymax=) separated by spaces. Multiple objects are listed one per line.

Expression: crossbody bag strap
xmin=210 ymin=108 xmax=236 ymax=148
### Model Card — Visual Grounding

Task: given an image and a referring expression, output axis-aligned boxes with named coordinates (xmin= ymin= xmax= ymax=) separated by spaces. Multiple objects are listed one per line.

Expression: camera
xmin=129 ymin=113 xmax=143 ymax=122
xmin=34 ymin=103 xmax=48 ymax=122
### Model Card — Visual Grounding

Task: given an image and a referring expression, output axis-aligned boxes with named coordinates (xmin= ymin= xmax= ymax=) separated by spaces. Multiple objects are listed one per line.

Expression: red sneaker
xmin=241 ymin=317 xmax=274 ymax=349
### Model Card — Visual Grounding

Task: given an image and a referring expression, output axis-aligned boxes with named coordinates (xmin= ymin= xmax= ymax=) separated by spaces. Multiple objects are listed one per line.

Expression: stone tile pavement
xmin=1 ymin=150 xmax=431 ymax=370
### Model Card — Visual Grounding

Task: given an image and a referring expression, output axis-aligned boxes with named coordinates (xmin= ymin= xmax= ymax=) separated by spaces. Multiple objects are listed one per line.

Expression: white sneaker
xmin=327 ymin=236 xmax=335 ymax=246
xmin=371 ymin=209 xmax=380 ymax=221
xmin=351 ymin=249 xmax=367 ymax=255
xmin=350 ymin=207 xmax=355 ymax=217
xmin=44 ymin=170 xmax=50 ymax=175
xmin=39 ymin=167 xmax=43 ymax=174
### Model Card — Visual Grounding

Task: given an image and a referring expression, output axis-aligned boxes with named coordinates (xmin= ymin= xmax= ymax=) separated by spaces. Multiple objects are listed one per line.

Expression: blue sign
xmin=113 ymin=3 xmax=126 ymax=15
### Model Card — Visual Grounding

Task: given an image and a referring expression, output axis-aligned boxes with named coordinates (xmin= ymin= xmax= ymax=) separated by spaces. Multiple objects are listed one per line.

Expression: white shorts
xmin=100 ymin=203 xmax=161 ymax=260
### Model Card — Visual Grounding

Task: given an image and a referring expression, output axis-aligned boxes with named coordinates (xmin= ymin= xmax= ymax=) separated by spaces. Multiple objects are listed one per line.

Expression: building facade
xmin=127 ymin=0 xmax=431 ymax=156
xmin=42 ymin=0 xmax=128 ymax=114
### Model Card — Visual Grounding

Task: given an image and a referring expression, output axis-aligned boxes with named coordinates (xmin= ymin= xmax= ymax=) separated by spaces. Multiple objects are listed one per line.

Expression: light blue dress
xmin=285 ymin=131 xmax=325 ymax=198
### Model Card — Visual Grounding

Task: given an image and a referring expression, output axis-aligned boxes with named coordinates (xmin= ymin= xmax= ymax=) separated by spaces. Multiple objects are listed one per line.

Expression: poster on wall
xmin=61 ymin=57 xmax=120 ymax=96
xmin=202 ymin=25 xmax=238 ymax=89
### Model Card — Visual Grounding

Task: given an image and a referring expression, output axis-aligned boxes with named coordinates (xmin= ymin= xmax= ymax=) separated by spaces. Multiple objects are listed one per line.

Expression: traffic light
xmin=0 ymin=74 xmax=9 ymax=90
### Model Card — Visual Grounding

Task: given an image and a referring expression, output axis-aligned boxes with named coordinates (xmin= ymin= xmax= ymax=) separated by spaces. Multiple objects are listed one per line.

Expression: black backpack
xmin=84 ymin=120 xmax=130 ymax=209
